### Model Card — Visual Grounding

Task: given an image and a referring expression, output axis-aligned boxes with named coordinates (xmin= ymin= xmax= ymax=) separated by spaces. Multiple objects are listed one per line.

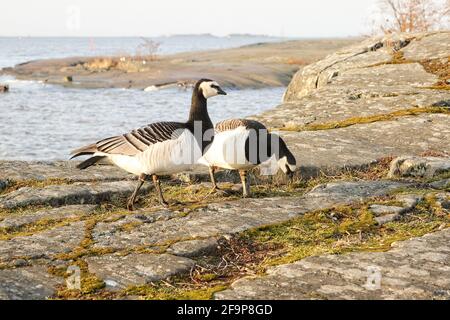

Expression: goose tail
xmin=70 ymin=143 xmax=98 ymax=159
xmin=76 ymin=156 xmax=106 ymax=170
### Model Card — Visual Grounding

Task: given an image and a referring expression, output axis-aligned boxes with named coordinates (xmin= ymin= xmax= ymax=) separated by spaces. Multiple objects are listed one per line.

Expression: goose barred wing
xmin=71 ymin=122 xmax=186 ymax=157
xmin=215 ymin=119 xmax=267 ymax=133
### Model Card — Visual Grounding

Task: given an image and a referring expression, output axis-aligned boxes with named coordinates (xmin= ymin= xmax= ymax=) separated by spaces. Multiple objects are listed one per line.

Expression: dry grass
xmin=420 ymin=56 xmax=450 ymax=89
xmin=419 ymin=150 xmax=450 ymax=157
xmin=285 ymin=58 xmax=308 ymax=65
xmin=83 ymin=58 xmax=118 ymax=72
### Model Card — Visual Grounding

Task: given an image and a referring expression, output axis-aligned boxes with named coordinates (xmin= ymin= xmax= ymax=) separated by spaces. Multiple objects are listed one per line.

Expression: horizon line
xmin=0 ymin=33 xmax=362 ymax=39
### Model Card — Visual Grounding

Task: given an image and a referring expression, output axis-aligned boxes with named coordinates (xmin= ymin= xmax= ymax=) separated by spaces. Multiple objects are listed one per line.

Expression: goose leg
xmin=209 ymin=166 xmax=220 ymax=191
xmin=239 ymin=170 xmax=251 ymax=198
xmin=152 ymin=174 xmax=169 ymax=207
xmin=127 ymin=173 xmax=147 ymax=211
xmin=205 ymin=166 xmax=231 ymax=198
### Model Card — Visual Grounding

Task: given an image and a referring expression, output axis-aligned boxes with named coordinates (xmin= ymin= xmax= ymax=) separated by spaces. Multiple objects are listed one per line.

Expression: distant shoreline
xmin=1 ymin=38 xmax=359 ymax=90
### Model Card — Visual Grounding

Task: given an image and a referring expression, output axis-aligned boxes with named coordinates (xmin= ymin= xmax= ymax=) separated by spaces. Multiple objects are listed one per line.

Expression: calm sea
xmin=0 ymin=35 xmax=288 ymax=161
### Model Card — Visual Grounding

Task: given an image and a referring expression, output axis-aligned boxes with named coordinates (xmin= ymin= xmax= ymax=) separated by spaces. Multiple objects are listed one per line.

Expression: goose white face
xmin=200 ymin=81 xmax=227 ymax=99
xmin=278 ymin=156 xmax=296 ymax=174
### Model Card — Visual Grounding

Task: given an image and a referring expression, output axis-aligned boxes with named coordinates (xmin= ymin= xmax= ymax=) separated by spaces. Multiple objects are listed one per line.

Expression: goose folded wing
xmin=93 ymin=122 xmax=186 ymax=157
xmin=215 ymin=119 xmax=267 ymax=132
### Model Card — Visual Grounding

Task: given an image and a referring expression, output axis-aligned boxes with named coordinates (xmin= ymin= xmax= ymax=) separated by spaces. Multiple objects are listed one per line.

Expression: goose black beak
xmin=217 ymin=87 xmax=227 ymax=95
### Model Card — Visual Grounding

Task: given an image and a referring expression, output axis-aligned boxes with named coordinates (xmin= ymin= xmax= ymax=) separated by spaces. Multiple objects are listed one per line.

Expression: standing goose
xmin=70 ymin=79 xmax=226 ymax=210
xmin=198 ymin=119 xmax=296 ymax=197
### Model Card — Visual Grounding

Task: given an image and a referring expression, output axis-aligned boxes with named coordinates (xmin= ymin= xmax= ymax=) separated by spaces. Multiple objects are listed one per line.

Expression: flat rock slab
xmin=0 ymin=181 xmax=151 ymax=209
xmin=86 ymin=253 xmax=195 ymax=290
xmin=369 ymin=205 xmax=405 ymax=216
xmin=280 ymin=114 xmax=450 ymax=174
xmin=388 ymin=156 xmax=450 ymax=178
xmin=0 ymin=161 xmax=132 ymax=184
xmin=254 ymin=88 xmax=449 ymax=129
xmin=370 ymin=193 xmax=423 ymax=225
xmin=0 ymin=221 xmax=85 ymax=262
xmin=306 ymin=181 xmax=405 ymax=202
xmin=215 ymin=228 xmax=450 ymax=300
xmin=92 ymin=180 xmax=407 ymax=250
xmin=0 ymin=204 xmax=97 ymax=229
xmin=402 ymin=32 xmax=450 ymax=60
xmin=0 ymin=265 xmax=63 ymax=300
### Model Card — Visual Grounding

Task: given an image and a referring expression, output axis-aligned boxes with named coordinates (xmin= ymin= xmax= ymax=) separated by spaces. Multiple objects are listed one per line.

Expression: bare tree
xmin=135 ymin=38 xmax=160 ymax=61
xmin=375 ymin=0 xmax=448 ymax=34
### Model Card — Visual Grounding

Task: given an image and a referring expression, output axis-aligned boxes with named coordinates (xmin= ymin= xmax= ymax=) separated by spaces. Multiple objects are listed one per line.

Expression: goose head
xmin=276 ymin=136 xmax=297 ymax=179
xmin=196 ymin=79 xmax=227 ymax=99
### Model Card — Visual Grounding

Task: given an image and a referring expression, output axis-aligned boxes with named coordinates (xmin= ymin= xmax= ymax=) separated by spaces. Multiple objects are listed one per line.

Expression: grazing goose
xmin=198 ymin=119 xmax=296 ymax=197
xmin=70 ymin=79 xmax=227 ymax=210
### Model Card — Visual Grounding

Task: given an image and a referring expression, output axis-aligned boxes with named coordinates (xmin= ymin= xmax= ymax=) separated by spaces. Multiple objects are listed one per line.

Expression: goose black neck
xmin=187 ymin=87 xmax=214 ymax=153
xmin=187 ymin=89 xmax=212 ymax=129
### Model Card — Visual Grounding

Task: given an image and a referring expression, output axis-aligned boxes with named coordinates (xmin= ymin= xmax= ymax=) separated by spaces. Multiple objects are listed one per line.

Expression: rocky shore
xmin=0 ymin=32 xmax=449 ymax=300
xmin=0 ymin=39 xmax=358 ymax=90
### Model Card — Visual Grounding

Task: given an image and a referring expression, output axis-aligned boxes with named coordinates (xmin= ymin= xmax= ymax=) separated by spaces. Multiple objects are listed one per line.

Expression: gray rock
xmin=0 ymin=204 xmax=97 ymax=229
xmin=388 ymin=156 xmax=450 ymax=178
xmin=275 ymin=114 xmax=450 ymax=176
xmin=282 ymin=36 xmax=397 ymax=101
xmin=0 ymin=266 xmax=63 ymax=300
xmin=167 ymin=238 xmax=219 ymax=258
xmin=0 ymin=181 xmax=152 ymax=209
xmin=86 ymin=253 xmax=195 ymax=289
xmin=430 ymin=178 xmax=450 ymax=190
xmin=215 ymin=228 xmax=450 ymax=300
xmin=402 ymin=32 xmax=450 ymax=60
xmin=93 ymin=209 xmax=178 ymax=239
xmin=0 ymin=160 xmax=132 ymax=183
xmin=395 ymin=193 xmax=423 ymax=209
xmin=0 ymin=221 xmax=85 ymax=262
xmin=374 ymin=213 xmax=400 ymax=225
xmin=435 ymin=193 xmax=450 ymax=210
xmin=369 ymin=205 xmax=405 ymax=216
xmin=0 ymin=179 xmax=9 ymax=192
xmin=307 ymin=181 xmax=406 ymax=202
xmin=92 ymin=180 xmax=407 ymax=250
xmin=370 ymin=193 xmax=422 ymax=225
xmin=282 ymin=32 xmax=447 ymax=103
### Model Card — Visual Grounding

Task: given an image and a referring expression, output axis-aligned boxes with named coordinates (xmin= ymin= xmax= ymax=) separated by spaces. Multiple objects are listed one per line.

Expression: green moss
xmin=125 ymin=284 xmax=228 ymax=300
xmin=0 ymin=218 xmax=76 ymax=241
xmin=51 ymin=260 xmax=106 ymax=298
xmin=241 ymin=197 xmax=449 ymax=267
xmin=279 ymin=107 xmax=450 ymax=132
xmin=0 ymin=178 xmax=72 ymax=195
xmin=197 ymin=273 xmax=219 ymax=282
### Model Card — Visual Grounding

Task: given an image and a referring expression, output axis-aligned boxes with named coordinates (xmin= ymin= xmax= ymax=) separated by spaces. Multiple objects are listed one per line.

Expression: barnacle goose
xmin=71 ymin=79 xmax=227 ymax=210
xmin=198 ymin=119 xmax=296 ymax=197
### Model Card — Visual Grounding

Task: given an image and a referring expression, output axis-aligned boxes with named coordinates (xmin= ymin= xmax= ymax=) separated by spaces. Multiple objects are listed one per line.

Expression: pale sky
xmin=1 ymin=0 xmax=379 ymax=37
